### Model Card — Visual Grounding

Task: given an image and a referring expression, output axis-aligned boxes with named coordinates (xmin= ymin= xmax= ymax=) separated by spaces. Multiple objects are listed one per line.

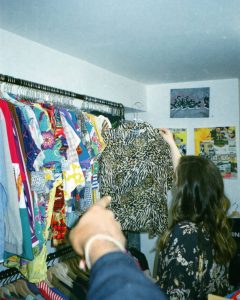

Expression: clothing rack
xmin=0 ymin=74 xmax=124 ymax=286
xmin=0 ymin=246 xmax=75 ymax=285
xmin=0 ymin=73 xmax=125 ymax=119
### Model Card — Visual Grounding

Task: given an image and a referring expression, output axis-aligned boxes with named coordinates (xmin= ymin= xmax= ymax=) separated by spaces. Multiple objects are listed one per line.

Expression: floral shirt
xmin=157 ymin=222 xmax=231 ymax=300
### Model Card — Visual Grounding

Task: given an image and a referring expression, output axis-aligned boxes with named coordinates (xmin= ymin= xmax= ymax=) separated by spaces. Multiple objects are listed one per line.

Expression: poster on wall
xmin=170 ymin=128 xmax=187 ymax=155
xmin=170 ymin=87 xmax=210 ymax=118
xmin=194 ymin=126 xmax=237 ymax=179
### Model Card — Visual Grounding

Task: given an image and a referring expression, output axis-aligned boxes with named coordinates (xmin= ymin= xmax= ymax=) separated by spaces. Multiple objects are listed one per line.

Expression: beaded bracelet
xmin=85 ymin=234 xmax=125 ymax=269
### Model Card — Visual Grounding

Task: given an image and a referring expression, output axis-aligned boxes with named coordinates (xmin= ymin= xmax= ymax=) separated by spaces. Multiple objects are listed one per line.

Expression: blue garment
xmin=51 ymin=287 xmax=70 ymax=300
xmin=32 ymin=104 xmax=62 ymax=171
xmin=26 ymin=281 xmax=41 ymax=294
xmin=59 ymin=108 xmax=91 ymax=163
xmin=88 ymin=252 xmax=167 ymax=300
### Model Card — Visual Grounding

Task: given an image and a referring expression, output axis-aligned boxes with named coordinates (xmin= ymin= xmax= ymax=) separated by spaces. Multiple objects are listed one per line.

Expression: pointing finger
xmin=96 ymin=196 xmax=112 ymax=208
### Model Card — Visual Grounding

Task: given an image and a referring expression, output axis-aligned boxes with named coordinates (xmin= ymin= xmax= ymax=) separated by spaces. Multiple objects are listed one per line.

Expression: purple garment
xmin=11 ymin=114 xmax=38 ymax=247
xmin=26 ymin=281 xmax=41 ymax=295
xmin=16 ymin=106 xmax=40 ymax=172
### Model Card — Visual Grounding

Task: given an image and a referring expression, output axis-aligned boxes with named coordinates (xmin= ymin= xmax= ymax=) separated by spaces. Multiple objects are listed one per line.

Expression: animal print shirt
xmin=157 ymin=222 xmax=231 ymax=300
xmin=99 ymin=121 xmax=173 ymax=237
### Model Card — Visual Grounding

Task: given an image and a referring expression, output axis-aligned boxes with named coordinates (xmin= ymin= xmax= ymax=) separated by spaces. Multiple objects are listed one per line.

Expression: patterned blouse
xmin=99 ymin=121 xmax=173 ymax=237
xmin=157 ymin=222 xmax=231 ymax=300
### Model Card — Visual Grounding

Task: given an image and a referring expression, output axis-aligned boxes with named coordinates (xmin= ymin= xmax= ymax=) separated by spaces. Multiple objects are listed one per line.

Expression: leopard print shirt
xmin=99 ymin=121 xmax=173 ymax=236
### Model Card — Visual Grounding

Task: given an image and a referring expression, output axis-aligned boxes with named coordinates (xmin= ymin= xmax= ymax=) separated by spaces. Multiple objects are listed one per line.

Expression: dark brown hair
xmin=159 ymin=155 xmax=236 ymax=264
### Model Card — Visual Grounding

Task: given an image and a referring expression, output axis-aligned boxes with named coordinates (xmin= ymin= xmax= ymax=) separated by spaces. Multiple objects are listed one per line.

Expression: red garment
xmin=0 ymin=100 xmax=24 ymax=175
xmin=231 ymin=290 xmax=240 ymax=300
xmin=53 ymin=185 xmax=65 ymax=211
xmin=51 ymin=185 xmax=67 ymax=246
xmin=37 ymin=281 xmax=64 ymax=300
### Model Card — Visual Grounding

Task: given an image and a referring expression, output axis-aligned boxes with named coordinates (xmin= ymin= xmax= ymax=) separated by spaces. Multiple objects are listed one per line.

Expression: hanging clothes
xmin=0 ymin=100 xmax=35 ymax=261
xmin=99 ymin=121 xmax=173 ymax=237
xmin=0 ymin=93 xmax=110 ymax=282
xmin=0 ymin=72 xmax=123 ymax=288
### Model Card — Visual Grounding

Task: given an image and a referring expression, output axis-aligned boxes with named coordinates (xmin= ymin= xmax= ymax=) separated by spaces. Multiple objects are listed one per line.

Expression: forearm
xmin=158 ymin=128 xmax=181 ymax=171
xmin=86 ymin=237 xmax=125 ymax=268
xmin=88 ymin=252 xmax=167 ymax=300
xmin=169 ymin=141 xmax=181 ymax=171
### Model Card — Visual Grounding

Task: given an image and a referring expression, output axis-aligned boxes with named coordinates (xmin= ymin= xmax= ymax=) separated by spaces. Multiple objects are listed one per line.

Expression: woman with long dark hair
xmin=157 ymin=129 xmax=236 ymax=300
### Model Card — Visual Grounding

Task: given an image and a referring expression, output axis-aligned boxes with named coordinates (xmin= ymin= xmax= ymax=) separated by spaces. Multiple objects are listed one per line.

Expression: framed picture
xmin=170 ymin=87 xmax=209 ymax=118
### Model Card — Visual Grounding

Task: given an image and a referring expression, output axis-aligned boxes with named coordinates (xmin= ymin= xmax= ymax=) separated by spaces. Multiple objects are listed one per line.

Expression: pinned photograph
xmin=194 ymin=126 xmax=237 ymax=179
xmin=170 ymin=128 xmax=187 ymax=155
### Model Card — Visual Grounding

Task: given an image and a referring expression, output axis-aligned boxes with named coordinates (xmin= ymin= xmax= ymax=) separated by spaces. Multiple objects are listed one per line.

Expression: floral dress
xmin=157 ymin=222 xmax=231 ymax=300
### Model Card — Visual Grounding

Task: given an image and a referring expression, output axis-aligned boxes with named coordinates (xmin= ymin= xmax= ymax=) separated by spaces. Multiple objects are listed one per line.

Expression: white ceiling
xmin=1 ymin=0 xmax=240 ymax=84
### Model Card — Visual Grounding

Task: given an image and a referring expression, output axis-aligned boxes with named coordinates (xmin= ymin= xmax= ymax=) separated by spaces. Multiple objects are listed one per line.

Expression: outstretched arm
xmin=159 ymin=128 xmax=181 ymax=171
xmin=69 ymin=196 xmax=167 ymax=300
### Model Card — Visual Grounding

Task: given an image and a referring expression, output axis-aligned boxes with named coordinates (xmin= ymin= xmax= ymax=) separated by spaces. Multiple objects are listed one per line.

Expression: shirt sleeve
xmin=88 ymin=251 xmax=167 ymax=300
xmin=157 ymin=223 xmax=198 ymax=299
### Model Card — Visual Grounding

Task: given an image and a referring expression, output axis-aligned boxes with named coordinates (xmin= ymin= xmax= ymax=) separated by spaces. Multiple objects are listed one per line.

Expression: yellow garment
xmin=19 ymin=245 xmax=48 ymax=283
xmin=85 ymin=113 xmax=106 ymax=151
xmin=62 ymin=162 xmax=85 ymax=201
xmin=4 ymin=245 xmax=48 ymax=283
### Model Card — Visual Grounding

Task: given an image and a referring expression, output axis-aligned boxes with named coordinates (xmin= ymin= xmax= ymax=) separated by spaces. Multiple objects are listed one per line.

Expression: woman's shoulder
xmin=165 ymin=222 xmax=200 ymax=253
xmin=171 ymin=221 xmax=199 ymax=237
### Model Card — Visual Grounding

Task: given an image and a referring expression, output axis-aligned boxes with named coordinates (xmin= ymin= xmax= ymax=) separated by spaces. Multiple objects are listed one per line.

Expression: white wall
xmin=0 ymin=27 xmax=148 ymax=273
xmin=1 ymin=28 xmax=240 ymax=276
xmin=140 ymin=78 xmax=240 ymax=275
xmin=0 ymin=29 xmax=146 ymax=109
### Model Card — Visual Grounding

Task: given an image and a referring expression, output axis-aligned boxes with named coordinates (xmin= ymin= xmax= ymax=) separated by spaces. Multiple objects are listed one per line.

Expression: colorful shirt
xmin=32 ymin=104 xmax=61 ymax=171
xmin=60 ymin=111 xmax=85 ymax=200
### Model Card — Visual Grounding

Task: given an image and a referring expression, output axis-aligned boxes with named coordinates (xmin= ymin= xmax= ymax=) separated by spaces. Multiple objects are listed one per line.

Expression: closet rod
xmin=0 ymin=73 xmax=125 ymax=118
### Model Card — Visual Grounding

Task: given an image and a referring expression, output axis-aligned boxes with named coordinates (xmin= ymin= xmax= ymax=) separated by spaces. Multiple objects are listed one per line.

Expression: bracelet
xmin=85 ymin=234 xmax=125 ymax=269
